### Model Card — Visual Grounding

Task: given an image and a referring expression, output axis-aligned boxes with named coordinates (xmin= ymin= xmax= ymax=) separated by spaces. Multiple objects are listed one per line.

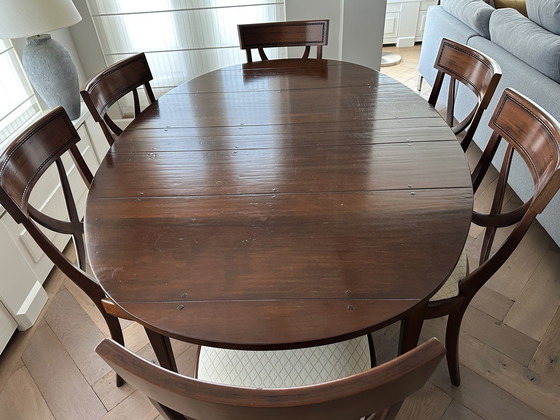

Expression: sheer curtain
xmin=0 ymin=39 xmax=40 ymax=150
xmin=86 ymin=0 xmax=285 ymax=114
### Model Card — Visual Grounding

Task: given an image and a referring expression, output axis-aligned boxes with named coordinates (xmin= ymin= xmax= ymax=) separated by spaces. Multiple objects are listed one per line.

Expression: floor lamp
xmin=0 ymin=0 xmax=82 ymax=120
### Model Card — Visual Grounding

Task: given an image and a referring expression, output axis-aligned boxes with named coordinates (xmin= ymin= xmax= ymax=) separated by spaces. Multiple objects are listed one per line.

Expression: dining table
xmin=85 ymin=59 xmax=473 ymax=362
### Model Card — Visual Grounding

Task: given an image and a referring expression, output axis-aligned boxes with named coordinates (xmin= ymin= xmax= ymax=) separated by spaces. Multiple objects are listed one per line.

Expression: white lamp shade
xmin=0 ymin=0 xmax=82 ymax=39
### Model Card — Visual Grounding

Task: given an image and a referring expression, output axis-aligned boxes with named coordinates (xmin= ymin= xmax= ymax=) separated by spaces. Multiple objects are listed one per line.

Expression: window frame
xmin=0 ymin=39 xmax=41 ymax=152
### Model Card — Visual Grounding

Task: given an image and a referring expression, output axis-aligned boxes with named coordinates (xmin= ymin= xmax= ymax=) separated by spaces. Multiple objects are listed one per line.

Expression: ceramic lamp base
xmin=22 ymin=34 xmax=80 ymax=119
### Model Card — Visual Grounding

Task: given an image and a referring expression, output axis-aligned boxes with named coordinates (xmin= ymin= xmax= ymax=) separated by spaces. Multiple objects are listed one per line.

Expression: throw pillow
xmin=526 ymin=0 xmax=560 ymax=35
xmin=442 ymin=0 xmax=495 ymax=39
xmin=490 ymin=8 xmax=560 ymax=83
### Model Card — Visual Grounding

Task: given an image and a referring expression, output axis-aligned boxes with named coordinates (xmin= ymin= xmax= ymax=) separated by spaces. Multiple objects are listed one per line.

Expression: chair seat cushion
xmin=197 ymin=336 xmax=371 ymax=388
xmin=430 ymin=250 xmax=468 ymax=301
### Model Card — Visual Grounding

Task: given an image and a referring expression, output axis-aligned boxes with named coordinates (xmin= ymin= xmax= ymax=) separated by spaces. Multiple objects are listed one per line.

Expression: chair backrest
xmin=81 ymin=52 xmax=156 ymax=145
xmin=463 ymin=88 xmax=560 ymax=296
xmin=428 ymin=38 xmax=502 ymax=151
xmin=0 ymin=107 xmax=107 ymax=311
xmin=96 ymin=337 xmax=444 ymax=420
xmin=238 ymin=20 xmax=329 ymax=63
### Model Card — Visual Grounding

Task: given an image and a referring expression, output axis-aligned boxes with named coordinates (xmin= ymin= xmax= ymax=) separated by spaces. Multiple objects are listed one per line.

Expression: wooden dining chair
xmin=96 ymin=337 xmax=445 ymax=420
xmin=0 ymin=107 xmax=171 ymax=387
xmin=401 ymin=88 xmax=560 ymax=386
xmin=428 ymin=38 xmax=502 ymax=152
xmin=81 ymin=52 xmax=156 ymax=146
xmin=238 ymin=20 xmax=329 ymax=63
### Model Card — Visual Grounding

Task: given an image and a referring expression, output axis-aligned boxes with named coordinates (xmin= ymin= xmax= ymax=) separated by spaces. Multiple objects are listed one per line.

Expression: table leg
xmin=145 ymin=328 xmax=178 ymax=372
xmin=398 ymin=309 xmax=425 ymax=354
xmin=367 ymin=333 xmax=377 ymax=367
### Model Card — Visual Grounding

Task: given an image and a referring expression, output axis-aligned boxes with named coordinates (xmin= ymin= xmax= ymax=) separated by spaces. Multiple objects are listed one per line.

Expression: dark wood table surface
xmin=85 ymin=59 xmax=473 ymax=351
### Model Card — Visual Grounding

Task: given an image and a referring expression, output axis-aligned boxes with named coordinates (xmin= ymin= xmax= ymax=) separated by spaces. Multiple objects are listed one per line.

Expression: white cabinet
xmin=384 ymin=0 xmax=438 ymax=47
xmin=0 ymin=301 xmax=17 ymax=354
xmin=0 ymin=106 xmax=109 ymax=352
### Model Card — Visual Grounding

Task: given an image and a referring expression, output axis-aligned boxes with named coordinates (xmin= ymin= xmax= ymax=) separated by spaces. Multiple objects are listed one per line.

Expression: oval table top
xmin=85 ymin=59 xmax=473 ymax=350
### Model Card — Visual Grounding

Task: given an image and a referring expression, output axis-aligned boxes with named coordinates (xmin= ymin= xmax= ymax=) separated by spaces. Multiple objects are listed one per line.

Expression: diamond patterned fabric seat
xmin=429 ymin=250 xmax=468 ymax=302
xmin=197 ymin=336 xmax=371 ymax=388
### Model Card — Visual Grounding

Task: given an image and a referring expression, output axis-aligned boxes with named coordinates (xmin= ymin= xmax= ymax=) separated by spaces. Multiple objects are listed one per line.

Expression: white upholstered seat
xmin=430 ymin=250 xmax=468 ymax=302
xmin=197 ymin=336 xmax=371 ymax=388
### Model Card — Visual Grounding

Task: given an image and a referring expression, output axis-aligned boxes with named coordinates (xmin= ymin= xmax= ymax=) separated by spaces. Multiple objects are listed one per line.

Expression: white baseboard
xmin=15 ymin=282 xmax=48 ymax=331
xmin=397 ymin=37 xmax=415 ymax=47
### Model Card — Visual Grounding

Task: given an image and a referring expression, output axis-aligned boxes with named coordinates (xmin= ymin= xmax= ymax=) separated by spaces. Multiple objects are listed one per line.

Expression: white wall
xmin=341 ymin=0 xmax=387 ymax=70
xmin=69 ymin=0 xmax=106 ymax=82
xmin=285 ymin=0 xmax=387 ymax=70
xmin=284 ymin=0 xmax=343 ymax=61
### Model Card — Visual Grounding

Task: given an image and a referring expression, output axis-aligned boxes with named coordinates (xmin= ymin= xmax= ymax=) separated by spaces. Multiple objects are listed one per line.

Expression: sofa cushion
xmin=490 ymin=8 xmax=560 ymax=83
xmin=442 ymin=0 xmax=494 ymax=38
xmin=526 ymin=0 xmax=560 ymax=35
xmin=494 ymin=0 xmax=527 ymax=16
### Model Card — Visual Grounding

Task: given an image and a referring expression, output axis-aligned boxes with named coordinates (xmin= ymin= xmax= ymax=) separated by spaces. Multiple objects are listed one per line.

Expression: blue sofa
xmin=418 ymin=0 xmax=560 ymax=246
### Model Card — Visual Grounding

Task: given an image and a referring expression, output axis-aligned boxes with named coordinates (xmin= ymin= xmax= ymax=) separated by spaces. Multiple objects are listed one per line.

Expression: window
xmin=0 ymin=39 xmax=41 ymax=150
xmin=86 ymin=0 xmax=285 ymax=115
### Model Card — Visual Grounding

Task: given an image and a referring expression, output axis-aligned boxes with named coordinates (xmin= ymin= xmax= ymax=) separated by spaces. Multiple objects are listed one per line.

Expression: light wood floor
xmin=1 ymin=45 xmax=559 ymax=419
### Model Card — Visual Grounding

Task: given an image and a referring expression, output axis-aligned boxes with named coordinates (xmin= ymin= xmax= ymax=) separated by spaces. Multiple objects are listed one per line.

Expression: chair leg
xmin=103 ymin=314 xmax=125 ymax=387
xmin=445 ymin=308 xmax=467 ymax=386
xmin=145 ymin=328 xmax=178 ymax=372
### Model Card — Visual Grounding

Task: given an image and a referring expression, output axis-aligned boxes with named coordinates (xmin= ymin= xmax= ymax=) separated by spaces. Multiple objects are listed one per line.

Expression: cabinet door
xmin=384 ymin=13 xmax=400 ymax=44
xmin=384 ymin=0 xmax=438 ymax=45
xmin=416 ymin=1 xmax=438 ymax=41
xmin=0 ymin=217 xmax=47 ymax=330
xmin=383 ymin=2 xmax=401 ymax=45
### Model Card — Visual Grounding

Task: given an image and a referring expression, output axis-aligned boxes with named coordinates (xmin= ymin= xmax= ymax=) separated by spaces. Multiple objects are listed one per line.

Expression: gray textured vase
xmin=22 ymin=34 xmax=80 ymax=120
